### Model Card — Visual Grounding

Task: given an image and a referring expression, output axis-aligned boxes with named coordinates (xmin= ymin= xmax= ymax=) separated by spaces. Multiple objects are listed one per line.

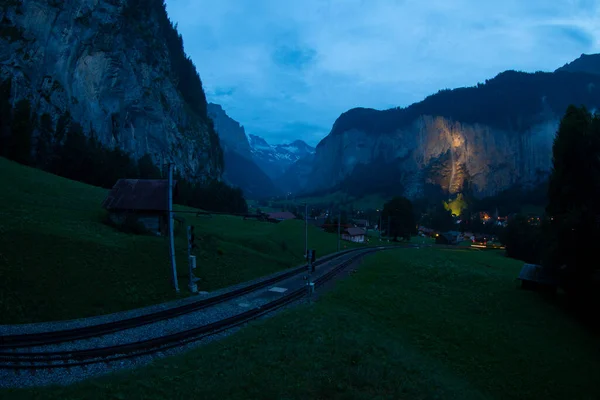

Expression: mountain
xmin=274 ymin=153 xmax=315 ymax=195
xmin=555 ymin=53 xmax=600 ymax=75
xmin=207 ymin=103 xmax=253 ymax=159
xmin=207 ymin=103 xmax=280 ymax=198
xmin=0 ymin=0 xmax=222 ymax=179
xmin=248 ymin=134 xmax=315 ymax=179
xmin=296 ymin=58 xmax=600 ymax=200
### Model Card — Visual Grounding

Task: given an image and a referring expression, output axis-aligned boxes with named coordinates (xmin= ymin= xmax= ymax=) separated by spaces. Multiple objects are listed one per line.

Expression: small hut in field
xmin=101 ymin=179 xmax=178 ymax=235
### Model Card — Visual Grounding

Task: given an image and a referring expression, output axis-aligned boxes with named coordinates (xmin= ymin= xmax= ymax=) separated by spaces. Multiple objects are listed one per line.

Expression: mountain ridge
xmin=207 ymin=103 xmax=280 ymax=198
xmin=296 ymin=54 xmax=600 ymax=200
xmin=248 ymin=134 xmax=315 ymax=180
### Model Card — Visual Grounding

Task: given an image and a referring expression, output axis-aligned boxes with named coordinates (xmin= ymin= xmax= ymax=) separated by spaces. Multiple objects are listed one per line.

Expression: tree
xmin=499 ymin=215 xmax=543 ymax=264
xmin=35 ymin=113 xmax=54 ymax=169
xmin=545 ymin=105 xmax=600 ymax=300
xmin=422 ymin=202 xmax=455 ymax=232
xmin=138 ymin=153 xmax=161 ymax=179
xmin=9 ymin=99 xmax=34 ymax=165
xmin=382 ymin=196 xmax=417 ymax=241
xmin=0 ymin=79 xmax=11 ymax=156
xmin=55 ymin=121 xmax=88 ymax=181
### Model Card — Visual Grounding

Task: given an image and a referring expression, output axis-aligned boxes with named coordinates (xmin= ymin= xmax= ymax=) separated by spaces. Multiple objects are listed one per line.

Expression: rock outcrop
xmin=0 ymin=0 xmax=222 ymax=180
xmin=207 ymin=102 xmax=280 ymax=198
xmin=300 ymin=64 xmax=600 ymax=198
xmin=207 ymin=103 xmax=252 ymax=159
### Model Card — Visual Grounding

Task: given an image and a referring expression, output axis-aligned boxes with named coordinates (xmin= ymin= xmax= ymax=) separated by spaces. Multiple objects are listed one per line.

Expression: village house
xmin=353 ymin=219 xmax=369 ymax=229
xmin=341 ymin=227 xmax=366 ymax=243
xmin=435 ymin=231 xmax=462 ymax=245
xmin=101 ymin=179 xmax=177 ymax=235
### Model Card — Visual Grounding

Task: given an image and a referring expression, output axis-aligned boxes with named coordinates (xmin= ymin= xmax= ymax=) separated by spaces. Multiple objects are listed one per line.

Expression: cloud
xmin=272 ymin=46 xmax=317 ymax=70
xmin=165 ymin=0 xmax=600 ymax=146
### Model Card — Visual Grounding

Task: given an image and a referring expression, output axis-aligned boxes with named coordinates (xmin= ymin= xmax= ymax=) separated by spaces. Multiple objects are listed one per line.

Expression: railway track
xmin=0 ymin=247 xmax=368 ymax=349
xmin=0 ymin=246 xmax=398 ymax=371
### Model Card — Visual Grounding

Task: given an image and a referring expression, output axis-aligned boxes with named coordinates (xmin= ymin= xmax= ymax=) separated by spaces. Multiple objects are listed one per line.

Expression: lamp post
xmin=304 ymin=203 xmax=308 ymax=259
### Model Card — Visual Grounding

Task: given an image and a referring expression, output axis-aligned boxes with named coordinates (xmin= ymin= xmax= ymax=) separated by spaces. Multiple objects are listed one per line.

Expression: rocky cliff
xmin=302 ymin=64 xmax=600 ymax=199
xmin=206 ymin=102 xmax=279 ymax=198
xmin=207 ymin=103 xmax=252 ymax=159
xmin=0 ymin=0 xmax=222 ymax=179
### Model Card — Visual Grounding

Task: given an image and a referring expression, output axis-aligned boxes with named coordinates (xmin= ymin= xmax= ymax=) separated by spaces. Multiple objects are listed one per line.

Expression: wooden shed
xmin=101 ymin=179 xmax=178 ymax=235
xmin=517 ymin=263 xmax=558 ymax=293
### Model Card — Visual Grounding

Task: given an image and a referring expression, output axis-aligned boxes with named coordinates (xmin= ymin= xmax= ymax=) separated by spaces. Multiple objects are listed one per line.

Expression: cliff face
xmin=207 ymin=103 xmax=252 ymax=159
xmin=303 ymin=66 xmax=600 ymax=199
xmin=310 ymin=116 xmax=556 ymax=198
xmin=0 ymin=0 xmax=222 ymax=179
xmin=206 ymin=102 xmax=280 ymax=198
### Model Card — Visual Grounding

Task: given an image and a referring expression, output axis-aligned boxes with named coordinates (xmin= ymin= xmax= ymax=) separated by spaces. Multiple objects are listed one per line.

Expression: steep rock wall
xmin=0 ymin=0 xmax=222 ymax=179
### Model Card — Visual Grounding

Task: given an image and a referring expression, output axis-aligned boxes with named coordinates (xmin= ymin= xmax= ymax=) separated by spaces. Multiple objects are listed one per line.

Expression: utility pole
xmin=306 ymin=249 xmax=314 ymax=302
xmin=379 ymin=212 xmax=382 ymax=241
xmin=304 ymin=203 xmax=308 ymax=259
xmin=387 ymin=215 xmax=391 ymax=242
xmin=337 ymin=210 xmax=341 ymax=252
xmin=187 ymin=226 xmax=199 ymax=293
xmin=167 ymin=163 xmax=179 ymax=292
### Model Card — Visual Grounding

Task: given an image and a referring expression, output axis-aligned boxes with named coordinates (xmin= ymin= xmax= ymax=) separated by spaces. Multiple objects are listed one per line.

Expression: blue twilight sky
xmin=165 ymin=0 xmax=600 ymax=147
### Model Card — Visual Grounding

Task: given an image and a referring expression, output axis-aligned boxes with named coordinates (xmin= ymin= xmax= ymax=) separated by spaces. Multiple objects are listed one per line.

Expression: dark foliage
xmin=137 ymin=153 xmax=161 ymax=179
xmin=545 ymin=105 xmax=600 ymax=302
xmin=35 ymin=113 xmax=54 ymax=170
xmin=7 ymin=98 xmax=33 ymax=165
xmin=499 ymin=215 xmax=544 ymax=264
xmin=420 ymin=202 xmax=455 ymax=232
xmin=176 ymin=176 xmax=248 ymax=214
xmin=0 ymin=102 xmax=247 ymax=214
xmin=473 ymin=181 xmax=549 ymax=216
xmin=0 ymin=79 xmax=11 ymax=155
xmin=381 ymin=196 xmax=417 ymax=240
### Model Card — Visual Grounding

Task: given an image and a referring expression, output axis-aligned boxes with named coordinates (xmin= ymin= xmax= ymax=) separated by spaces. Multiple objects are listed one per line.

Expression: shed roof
xmin=518 ymin=263 xmax=558 ymax=286
xmin=101 ymin=179 xmax=177 ymax=212
xmin=346 ymin=227 xmax=366 ymax=236
xmin=267 ymin=211 xmax=297 ymax=220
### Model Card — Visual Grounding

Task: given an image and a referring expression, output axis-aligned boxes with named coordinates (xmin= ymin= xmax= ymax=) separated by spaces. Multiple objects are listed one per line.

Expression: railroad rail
xmin=0 ymin=247 xmax=380 ymax=349
xmin=0 ymin=247 xmax=393 ymax=370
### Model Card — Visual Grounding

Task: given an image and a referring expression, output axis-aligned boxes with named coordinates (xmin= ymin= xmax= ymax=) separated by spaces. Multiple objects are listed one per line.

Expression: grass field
xmin=6 ymin=247 xmax=600 ymax=399
xmin=0 ymin=158 xmax=363 ymax=324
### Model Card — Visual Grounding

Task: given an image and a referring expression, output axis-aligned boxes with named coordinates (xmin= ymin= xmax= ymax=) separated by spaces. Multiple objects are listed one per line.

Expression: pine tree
xmin=35 ymin=113 xmax=54 ymax=170
xmin=9 ymin=99 xmax=34 ymax=165
xmin=546 ymin=105 xmax=600 ymax=298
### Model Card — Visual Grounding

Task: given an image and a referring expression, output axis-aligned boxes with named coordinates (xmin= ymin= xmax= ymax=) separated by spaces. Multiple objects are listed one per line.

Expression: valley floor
xmin=5 ymin=247 xmax=599 ymax=399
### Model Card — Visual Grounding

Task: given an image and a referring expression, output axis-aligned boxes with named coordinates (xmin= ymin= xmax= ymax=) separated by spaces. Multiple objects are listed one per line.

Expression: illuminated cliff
xmin=302 ymin=66 xmax=600 ymax=198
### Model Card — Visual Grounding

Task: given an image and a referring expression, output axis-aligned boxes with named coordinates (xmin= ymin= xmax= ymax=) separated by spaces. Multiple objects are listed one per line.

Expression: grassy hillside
xmin=10 ymin=247 xmax=600 ymax=399
xmin=0 ymin=158 xmax=360 ymax=324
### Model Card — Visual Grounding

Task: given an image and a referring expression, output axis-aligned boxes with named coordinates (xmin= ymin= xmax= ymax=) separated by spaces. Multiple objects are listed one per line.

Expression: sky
xmin=165 ymin=0 xmax=600 ymax=147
